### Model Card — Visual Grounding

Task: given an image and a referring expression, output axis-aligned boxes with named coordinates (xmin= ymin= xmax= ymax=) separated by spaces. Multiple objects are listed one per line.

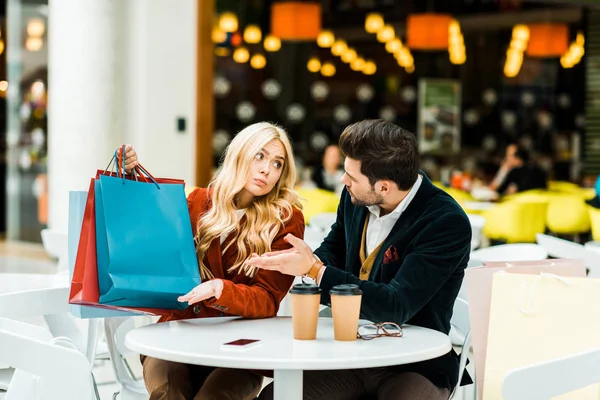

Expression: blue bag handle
xmin=105 ymin=145 xmax=160 ymax=189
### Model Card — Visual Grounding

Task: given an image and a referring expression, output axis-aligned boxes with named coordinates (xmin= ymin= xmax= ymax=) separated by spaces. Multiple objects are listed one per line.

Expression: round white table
xmin=125 ymin=316 xmax=452 ymax=400
xmin=471 ymin=243 xmax=548 ymax=262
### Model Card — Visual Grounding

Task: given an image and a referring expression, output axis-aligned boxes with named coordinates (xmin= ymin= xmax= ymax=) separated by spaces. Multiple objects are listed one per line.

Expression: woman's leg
xmin=194 ymin=368 xmax=264 ymax=400
xmin=142 ymin=356 xmax=195 ymax=400
xmin=142 ymin=356 xmax=215 ymax=400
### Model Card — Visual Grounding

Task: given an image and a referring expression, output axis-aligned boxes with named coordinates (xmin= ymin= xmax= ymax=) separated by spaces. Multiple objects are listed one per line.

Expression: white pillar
xmin=47 ymin=0 xmax=124 ymax=232
xmin=122 ymin=0 xmax=197 ymax=184
xmin=5 ymin=0 xmax=23 ymax=240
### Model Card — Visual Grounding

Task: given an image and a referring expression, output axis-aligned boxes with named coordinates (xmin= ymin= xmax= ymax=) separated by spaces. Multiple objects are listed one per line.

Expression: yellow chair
xmin=546 ymin=195 xmax=590 ymax=236
xmin=589 ymin=206 xmax=600 ymax=241
xmin=440 ymin=187 xmax=474 ymax=204
xmin=500 ymin=189 xmax=553 ymax=204
xmin=482 ymin=200 xmax=548 ymax=243
xmin=576 ymin=188 xmax=596 ymax=201
xmin=295 ymin=188 xmax=340 ymax=224
xmin=548 ymin=180 xmax=581 ymax=193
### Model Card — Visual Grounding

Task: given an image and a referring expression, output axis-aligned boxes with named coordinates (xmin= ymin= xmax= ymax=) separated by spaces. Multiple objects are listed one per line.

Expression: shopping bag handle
xmin=518 ymin=272 xmax=572 ymax=314
xmin=107 ymin=146 xmax=160 ymax=189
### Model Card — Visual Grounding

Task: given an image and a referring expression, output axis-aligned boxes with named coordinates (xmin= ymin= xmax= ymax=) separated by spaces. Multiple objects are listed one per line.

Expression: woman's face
xmin=238 ymin=139 xmax=286 ymax=204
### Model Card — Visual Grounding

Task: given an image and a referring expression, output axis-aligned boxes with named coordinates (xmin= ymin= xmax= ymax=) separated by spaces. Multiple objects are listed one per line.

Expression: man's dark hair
xmin=338 ymin=119 xmax=419 ymax=190
xmin=515 ymin=147 xmax=530 ymax=164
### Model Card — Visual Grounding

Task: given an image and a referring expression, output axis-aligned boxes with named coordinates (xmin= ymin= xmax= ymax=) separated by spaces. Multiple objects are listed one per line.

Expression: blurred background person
xmin=495 ymin=147 xmax=548 ymax=196
xmin=489 ymin=143 xmax=518 ymax=192
xmin=310 ymin=144 xmax=344 ymax=194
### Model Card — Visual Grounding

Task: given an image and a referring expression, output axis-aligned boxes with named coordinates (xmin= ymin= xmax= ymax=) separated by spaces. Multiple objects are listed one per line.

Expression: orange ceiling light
xmin=271 ymin=2 xmax=321 ymax=41
xmin=407 ymin=13 xmax=453 ymax=50
xmin=526 ymin=23 xmax=569 ymax=57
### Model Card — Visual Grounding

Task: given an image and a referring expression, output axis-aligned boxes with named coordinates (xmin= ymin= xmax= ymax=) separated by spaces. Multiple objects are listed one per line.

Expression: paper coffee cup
xmin=290 ymin=283 xmax=321 ymax=340
xmin=330 ymin=284 xmax=362 ymax=341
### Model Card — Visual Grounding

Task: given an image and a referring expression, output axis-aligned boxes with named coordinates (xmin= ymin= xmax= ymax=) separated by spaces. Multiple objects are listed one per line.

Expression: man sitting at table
xmin=249 ymin=119 xmax=471 ymax=400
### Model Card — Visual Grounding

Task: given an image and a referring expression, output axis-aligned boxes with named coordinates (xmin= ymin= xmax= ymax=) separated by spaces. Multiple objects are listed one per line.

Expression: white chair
xmin=277 ymin=277 xmax=303 ymax=317
xmin=304 ymin=225 xmax=327 ymax=251
xmin=502 ymin=348 xmax=600 ymax=400
xmin=534 ymin=236 xmax=600 ymax=278
xmin=584 ymin=242 xmax=600 ymax=278
xmin=467 ymin=214 xmax=486 ymax=251
xmin=309 ymin=213 xmax=337 ymax=233
xmin=0 ymin=317 xmax=94 ymax=400
xmin=0 ymin=278 xmax=102 ymax=395
xmin=40 ymin=228 xmax=68 ymax=272
xmin=449 ymin=298 xmax=475 ymax=400
xmin=0 ymin=368 xmax=14 ymax=391
xmin=104 ymin=318 xmax=150 ymax=400
xmin=470 ymin=244 xmax=548 ymax=263
xmin=535 ymin=234 xmax=586 ymax=259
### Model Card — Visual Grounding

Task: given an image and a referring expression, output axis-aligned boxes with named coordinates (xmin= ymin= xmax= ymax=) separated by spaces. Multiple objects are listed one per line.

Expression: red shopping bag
xmin=69 ymin=164 xmax=189 ymax=316
xmin=69 ymin=178 xmax=98 ymax=304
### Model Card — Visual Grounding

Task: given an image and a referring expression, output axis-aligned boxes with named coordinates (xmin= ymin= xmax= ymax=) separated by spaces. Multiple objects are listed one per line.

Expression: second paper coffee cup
xmin=290 ymin=283 xmax=322 ymax=340
xmin=330 ymin=284 xmax=362 ymax=341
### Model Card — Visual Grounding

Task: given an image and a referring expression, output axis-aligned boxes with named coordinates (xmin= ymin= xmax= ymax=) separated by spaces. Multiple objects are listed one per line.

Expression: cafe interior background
xmin=0 ymin=0 xmax=596 ymax=242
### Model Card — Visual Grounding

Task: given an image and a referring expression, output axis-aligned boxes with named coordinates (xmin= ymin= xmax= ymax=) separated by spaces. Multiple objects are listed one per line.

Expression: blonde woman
xmin=123 ymin=122 xmax=305 ymax=400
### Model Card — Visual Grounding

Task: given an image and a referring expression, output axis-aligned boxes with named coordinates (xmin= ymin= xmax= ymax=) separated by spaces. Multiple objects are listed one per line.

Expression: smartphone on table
xmin=221 ymin=338 xmax=262 ymax=350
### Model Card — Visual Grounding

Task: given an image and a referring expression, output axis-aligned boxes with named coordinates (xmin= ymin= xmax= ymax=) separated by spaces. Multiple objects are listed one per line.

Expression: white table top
xmin=125 ymin=317 xmax=452 ymax=371
xmin=471 ymin=243 xmax=548 ymax=262
xmin=0 ymin=272 xmax=69 ymax=295
xmin=586 ymin=241 xmax=600 ymax=251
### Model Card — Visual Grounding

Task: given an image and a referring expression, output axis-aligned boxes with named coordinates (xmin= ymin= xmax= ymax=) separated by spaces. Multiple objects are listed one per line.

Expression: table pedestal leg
xmin=273 ymin=369 xmax=303 ymax=400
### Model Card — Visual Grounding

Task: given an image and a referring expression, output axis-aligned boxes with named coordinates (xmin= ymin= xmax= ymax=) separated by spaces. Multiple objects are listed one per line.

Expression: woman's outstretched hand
xmin=178 ymin=279 xmax=224 ymax=305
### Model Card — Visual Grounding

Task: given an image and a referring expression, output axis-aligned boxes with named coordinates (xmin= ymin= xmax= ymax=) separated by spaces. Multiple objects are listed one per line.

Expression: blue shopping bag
xmin=68 ymin=191 xmax=140 ymax=318
xmin=94 ymin=154 xmax=200 ymax=309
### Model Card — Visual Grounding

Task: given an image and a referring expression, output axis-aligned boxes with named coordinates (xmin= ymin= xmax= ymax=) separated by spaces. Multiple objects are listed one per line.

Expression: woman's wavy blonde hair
xmin=195 ymin=122 xmax=302 ymax=280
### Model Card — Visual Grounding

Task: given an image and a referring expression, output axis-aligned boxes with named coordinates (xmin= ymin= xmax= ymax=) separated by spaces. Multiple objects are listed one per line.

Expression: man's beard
xmin=347 ymin=187 xmax=384 ymax=207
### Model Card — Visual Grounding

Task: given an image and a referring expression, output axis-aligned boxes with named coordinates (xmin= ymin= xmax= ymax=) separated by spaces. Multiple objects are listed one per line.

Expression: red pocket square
xmin=383 ymin=246 xmax=400 ymax=264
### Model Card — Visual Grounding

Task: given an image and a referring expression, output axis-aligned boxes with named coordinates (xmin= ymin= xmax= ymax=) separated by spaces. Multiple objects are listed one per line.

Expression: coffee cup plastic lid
xmin=290 ymin=283 xmax=322 ymax=295
xmin=330 ymin=284 xmax=362 ymax=296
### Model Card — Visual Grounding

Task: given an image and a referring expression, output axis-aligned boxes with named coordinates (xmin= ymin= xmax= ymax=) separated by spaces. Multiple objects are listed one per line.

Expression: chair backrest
xmin=482 ymin=200 xmax=548 ymax=243
xmin=584 ymin=243 xmax=600 ymax=278
xmin=589 ymin=207 xmax=600 ymax=241
xmin=304 ymin=225 xmax=328 ymax=251
xmin=0 ymin=317 xmax=93 ymax=400
xmin=451 ymin=297 xmax=470 ymax=337
xmin=468 ymin=214 xmax=486 ymax=249
xmin=0 ymin=287 xmax=70 ymax=320
xmin=449 ymin=298 xmax=472 ymax=400
xmin=502 ymin=347 xmax=600 ymax=400
xmin=40 ymin=228 xmax=68 ymax=272
xmin=546 ymin=196 xmax=590 ymax=234
xmin=295 ymin=188 xmax=340 ymax=224
xmin=535 ymin=233 xmax=586 ymax=260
